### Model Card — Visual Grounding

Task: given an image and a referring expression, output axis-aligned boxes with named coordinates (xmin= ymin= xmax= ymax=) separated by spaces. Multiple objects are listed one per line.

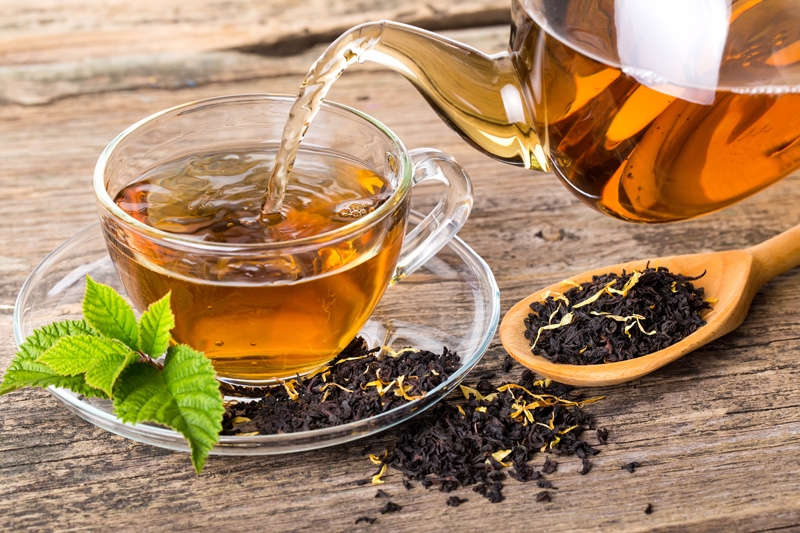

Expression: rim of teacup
xmin=93 ymin=93 xmax=412 ymax=251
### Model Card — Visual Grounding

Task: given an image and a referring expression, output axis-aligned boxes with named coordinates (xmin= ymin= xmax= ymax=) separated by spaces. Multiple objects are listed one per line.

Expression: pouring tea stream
xmin=499 ymin=222 xmax=800 ymax=387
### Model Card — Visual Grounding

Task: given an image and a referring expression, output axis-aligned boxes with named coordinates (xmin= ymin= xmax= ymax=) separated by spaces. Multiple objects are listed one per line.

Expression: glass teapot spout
xmin=345 ymin=21 xmax=546 ymax=170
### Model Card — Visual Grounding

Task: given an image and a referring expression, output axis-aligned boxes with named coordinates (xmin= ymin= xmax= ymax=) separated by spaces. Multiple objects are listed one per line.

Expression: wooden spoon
xmin=499 ymin=223 xmax=800 ymax=386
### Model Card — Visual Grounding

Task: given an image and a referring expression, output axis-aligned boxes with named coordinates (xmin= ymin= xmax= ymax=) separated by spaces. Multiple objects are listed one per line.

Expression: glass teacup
xmin=94 ymin=94 xmax=472 ymax=386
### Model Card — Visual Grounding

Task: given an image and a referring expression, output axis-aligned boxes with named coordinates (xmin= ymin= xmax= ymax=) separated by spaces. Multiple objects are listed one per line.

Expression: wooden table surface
xmin=2 ymin=2 xmax=800 ymax=531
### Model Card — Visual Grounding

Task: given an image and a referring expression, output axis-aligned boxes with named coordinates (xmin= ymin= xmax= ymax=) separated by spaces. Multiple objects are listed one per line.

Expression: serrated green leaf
xmin=38 ymin=335 xmax=139 ymax=397
xmin=113 ymin=345 xmax=223 ymax=473
xmin=137 ymin=292 xmax=175 ymax=358
xmin=83 ymin=275 xmax=138 ymax=350
xmin=113 ymin=363 xmax=175 ymax=421
xmin=0 ymin=320 xmax=106 ymax=398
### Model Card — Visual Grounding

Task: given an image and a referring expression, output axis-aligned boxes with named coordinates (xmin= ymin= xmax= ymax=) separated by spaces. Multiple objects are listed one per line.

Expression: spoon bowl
xmin=499 ymin=223 xmax=800 ymax=386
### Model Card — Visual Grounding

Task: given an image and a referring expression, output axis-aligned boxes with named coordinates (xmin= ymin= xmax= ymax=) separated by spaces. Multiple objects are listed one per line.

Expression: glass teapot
xmin=318 ymin=0 xmax=800 ymax=223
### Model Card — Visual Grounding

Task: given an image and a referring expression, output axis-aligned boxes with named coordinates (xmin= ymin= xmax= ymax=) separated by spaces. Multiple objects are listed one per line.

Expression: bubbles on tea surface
xmin=333 ymin=199 xmax=380 ymax=221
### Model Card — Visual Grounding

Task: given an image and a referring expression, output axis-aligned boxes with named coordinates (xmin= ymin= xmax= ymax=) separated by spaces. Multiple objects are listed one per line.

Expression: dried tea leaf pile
xmin=222 ymin=337 xmax=461 ymax=435
xmin=525 ymin=266 xmax=713 ymax=364
xmin=220 ymin=337 xmax=609 ymax=511
xmin=373 ymin=369 xmax=605 ymax=504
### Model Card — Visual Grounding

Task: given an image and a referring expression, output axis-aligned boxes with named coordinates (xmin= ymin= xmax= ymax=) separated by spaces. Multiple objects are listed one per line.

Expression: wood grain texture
xmin=1 ymin=3 xmax=800 ymax=531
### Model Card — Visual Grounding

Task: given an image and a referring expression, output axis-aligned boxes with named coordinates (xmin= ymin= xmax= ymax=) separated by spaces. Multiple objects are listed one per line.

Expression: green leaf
xmin=113 ymin=345 xmax=223 ymax=473
xmin=83 ymin=275 xmax=138 ymax=351
xmin=0 ymin=320 xmax=106 ymax=398
xmin=38 ymin=335 xmax=140 ymax=397
xmin=137 ymin=292 xmax=175 ymax=358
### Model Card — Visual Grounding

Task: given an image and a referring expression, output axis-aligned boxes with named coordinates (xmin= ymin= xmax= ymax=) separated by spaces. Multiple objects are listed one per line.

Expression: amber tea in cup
xmin=94 ymin=95 xmax=472 ymax=385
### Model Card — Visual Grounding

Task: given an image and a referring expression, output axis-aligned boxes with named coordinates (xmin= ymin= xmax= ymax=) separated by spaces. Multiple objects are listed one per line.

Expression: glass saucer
xmin=13 ymin=218 xmax=499 ymax=455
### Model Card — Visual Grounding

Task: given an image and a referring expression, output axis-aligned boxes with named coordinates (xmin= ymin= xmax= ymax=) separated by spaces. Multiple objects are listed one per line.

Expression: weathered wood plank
xmin=1 ymin=20 xmax=800 ymax=532
xmin=0 ymin=0 xmax=509 ymax=65
xmin=0 ymin=26 xmax=511 ymax=105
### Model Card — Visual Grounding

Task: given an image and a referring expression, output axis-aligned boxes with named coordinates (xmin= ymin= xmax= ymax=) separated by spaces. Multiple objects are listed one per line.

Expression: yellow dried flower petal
xmin=381 ymin=346 xmax=419 ymax=358
xmin=320 ymin=382 xmax=355 ymax=394
xmin=236 ymin=431 xmax=260 ymax=437
xmin=573 ymin=280 xmax=617 ymax=308
xmin=558 ymin=424 xmax=579 ymax=435
xmin=460 ymin=384 xmax=485 ymax=400
xmin=369 ymin=454 xmax=383 ymax=465
xmin=609 ymin=269 xmax=642 ymax=297
xmin=372 ymin=464 xmax=388 ymax=485
xmin=393 ymin=375 xmax=424 ymax=401
xmin=486 ymin=449 xmax=513 ymax=467
xmin=282 ymin=379 xmax=300 ymax=401
xmin=231 ymin=416 xmax=251 ymax=425
xmin=541 ymin=290 xmax=571 ymax=305
xmin=531 ymin=312 xmax=574 ymax=350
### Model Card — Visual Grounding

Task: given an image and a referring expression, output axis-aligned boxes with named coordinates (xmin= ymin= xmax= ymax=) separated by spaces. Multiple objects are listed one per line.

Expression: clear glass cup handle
xmin=392 ymin=148 xmax=474 ymax=283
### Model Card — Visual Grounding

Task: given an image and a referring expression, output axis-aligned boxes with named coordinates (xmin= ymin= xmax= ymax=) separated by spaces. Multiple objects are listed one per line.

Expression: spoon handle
xmin=747 ymin=222 xmax=800 ymax=289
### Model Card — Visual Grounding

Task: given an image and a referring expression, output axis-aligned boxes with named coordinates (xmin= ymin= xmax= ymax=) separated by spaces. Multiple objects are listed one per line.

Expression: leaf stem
xmin=138 ymin=351 xmax=164 ymax=370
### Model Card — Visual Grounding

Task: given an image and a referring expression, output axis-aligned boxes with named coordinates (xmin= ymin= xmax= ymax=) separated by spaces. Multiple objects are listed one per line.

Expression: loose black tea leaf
xmin=509 ymin=465 xmax=540 ymax=482
xmin=221 ymin=337 xmax=462 ymax=435
xmin=402 ymin=480 xmax=414 ymax=490
xmin=375 ymin=489 xmax=391 ymax=499
xmin=542 ymin=457 xmax=558 ymax=474
xmin=537 ymin=479 xmax=556 ymax=489
xmin=446 ymin=496 xmax=468 ymax=507
xmin=580 ymin=459 xmax=593 ymax=475
xmin=379 ymin=502 xmax=402 ymax=514
xmin=535 ymin=491 xmax=551 ymax=503
xmin=597 ymin=427 xmax=609 ymax=444
xmin=645 ymin=503 xmax=654 ymax=514
xmin=524 ymin=266 xmax=713 ymax=364
xmin=355 ymin=516 xmax=376 ymax=524
xmin=622 ymin=461 xmax=641 ymax=473
xmin=380 ymin=369 xmax=604 ymax=504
